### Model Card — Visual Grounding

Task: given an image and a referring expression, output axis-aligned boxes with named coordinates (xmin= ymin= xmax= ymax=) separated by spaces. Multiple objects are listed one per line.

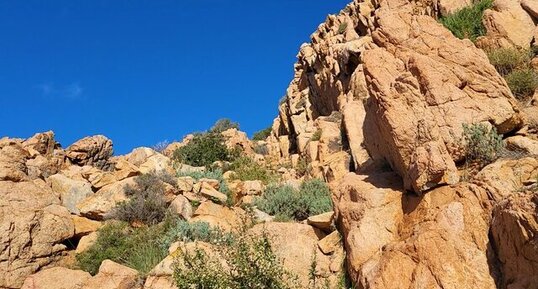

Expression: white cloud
xmin=38 ymin=82 xmax=84 ymax=100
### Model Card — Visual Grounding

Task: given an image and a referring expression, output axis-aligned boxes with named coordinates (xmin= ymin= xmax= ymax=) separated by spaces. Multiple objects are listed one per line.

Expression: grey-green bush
xmin=210 ymin=118 xmax=240 ymax=133
xmin=505 ymin=68 xmax=538 ymax=99
xmin=256 ymin=179 xmax=332 ymax=221
xmin=462 ymin=123 xmax=504 ymax=166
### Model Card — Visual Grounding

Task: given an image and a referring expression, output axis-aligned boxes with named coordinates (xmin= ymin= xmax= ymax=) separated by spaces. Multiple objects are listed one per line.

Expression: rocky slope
xmin=2 ymin=0 xmax=538 ymax=288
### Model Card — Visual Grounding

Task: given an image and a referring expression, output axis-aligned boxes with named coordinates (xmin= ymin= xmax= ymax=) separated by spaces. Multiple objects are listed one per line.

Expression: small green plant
xmin=487 ymin=48 xmax=533 ymax=76
xmin=255 ymin=179 xmax=332 ymax=221
xmin=338 ymin=22 xmax=348 ymax=34
xmin=505 ymin=68 xmax=538 ymax=99
xmin=296 ymin=157 xmax=309 ymax=177
xmin=462 ymin=123 xmax=504 ymax=166
xmin=109 ymin=172 xmax=174 ymax=225
xmin=311 ymin=130 xmax=322 ymax=142
xmin=173 ymin=232 xmax=297 ymax=289
xmin=439 ymin=0 xmax=493 ymax=42
xmin=252 ymin=126 xmax=272 ymax=141
xmin=173 ymin=132 xmax=238 ymax=167
xmin=229 ymin=156 xmax=278 ymax=184
xmin=210 ymin=118 xmax=240 ymax=133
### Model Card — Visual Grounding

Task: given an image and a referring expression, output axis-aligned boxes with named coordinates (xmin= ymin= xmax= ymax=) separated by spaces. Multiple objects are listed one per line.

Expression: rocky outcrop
xmin=20 ymin=267 xmax=91 ymax=289
xmin=334 ymin=156 xmax=538 ymax=289
xmin=267 ymin=0 xmax=523 ymax=193
xmin=66 ymin=135 xmax=113 ymax=169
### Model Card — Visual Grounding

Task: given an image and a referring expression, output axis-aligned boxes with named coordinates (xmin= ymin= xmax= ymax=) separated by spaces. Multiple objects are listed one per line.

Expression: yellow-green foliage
xmin=229 ymin=156 xmax=277 ymax=184
xmin=439 ymin=0 xmax=493 ymax=42
xmin=487 ymin=48 xmax=532 ymax=76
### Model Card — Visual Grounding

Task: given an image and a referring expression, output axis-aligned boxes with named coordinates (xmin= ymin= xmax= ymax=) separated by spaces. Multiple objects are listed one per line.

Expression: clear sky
xmin=0 ymin=0 xmax=349 ymax=154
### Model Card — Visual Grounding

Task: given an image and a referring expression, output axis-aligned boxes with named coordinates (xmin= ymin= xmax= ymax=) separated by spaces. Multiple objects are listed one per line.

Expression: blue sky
xmin=0 ymin=0 xmax=349 ymax=154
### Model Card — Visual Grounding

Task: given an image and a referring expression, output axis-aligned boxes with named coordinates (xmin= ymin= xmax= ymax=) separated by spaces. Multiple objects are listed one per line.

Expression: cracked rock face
xmin=0 ymin=180 xmax=74 ymax=289
xmin=268 ymin=0 xmax=523 ymax=193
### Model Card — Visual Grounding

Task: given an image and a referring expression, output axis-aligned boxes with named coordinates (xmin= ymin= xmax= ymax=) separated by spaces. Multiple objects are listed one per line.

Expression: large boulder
xmin=0 ymin=139 xmax=30 ymax=182
xmin=335 ymin=172 xmax=498 ymax=288
xmin=47 ymin=173 xmax=94 ymax=214
xmin=21 ymin=267 xmax=91 ymax=289
xmin=248 ymin=222 xmax=344 ymax=288
xmin=66 ymin=135 xmax=113 ymax=169
xmin=77 ymin=177 xmax=137 ymax=220
xmin=0 ymin=180 xmax=74 ymax=288
xmin=81 ymin=260 xmax=140 ymax=289
xmin=190 ymin=202 xmax=245 ymax=232
xmin=483 ymin=0 xmax=536 ymax=48
xmin=22 ymin=131 xmax=57 ymax=156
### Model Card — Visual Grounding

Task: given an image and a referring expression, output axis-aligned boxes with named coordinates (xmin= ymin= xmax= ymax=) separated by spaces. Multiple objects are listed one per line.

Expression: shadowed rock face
xmin=267 ymin=0 xmax=524 ymax=193
xmin=334 ymin=158 xmax=538 ymax=289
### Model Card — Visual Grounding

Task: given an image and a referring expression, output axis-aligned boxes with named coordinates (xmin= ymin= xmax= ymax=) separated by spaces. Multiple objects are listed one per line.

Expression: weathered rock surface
xmin=66 ymin=135 xmax=113 ymax=169
xmin=21 ymin=267 xmax=91 ymax=289
xmin=248 ymin=222 xmax=344 ymax=288
xmin=491 ymin=191 xmax=538 ymax=289
xmin=47 ymin=173 xmax=94 ymax=214
xmin=0 ymin=180 xmax=74 ymax=288
xmin=77 ymin=177 xmax=137 ymax=220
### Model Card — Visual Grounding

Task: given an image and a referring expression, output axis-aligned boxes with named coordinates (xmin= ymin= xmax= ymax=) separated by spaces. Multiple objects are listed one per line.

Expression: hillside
xmin=2 ymin=0 xmax=538 ymax=288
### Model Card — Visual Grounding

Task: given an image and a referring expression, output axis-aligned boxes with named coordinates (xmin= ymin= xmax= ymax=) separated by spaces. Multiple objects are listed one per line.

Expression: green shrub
xmin=487 ymin=48 xmax=532 ymax=76
xmin=505 ymin=68 xmax=538 ymax=99
xmin=173 ymin=232 xmax=297 ymax=289
xmin=210 ymin=118 xmax=240 ymax=133
xmin=110 ymin=172 xmax=173 ymax=226
xmin=76 ymin=221 xmax=169 ymax=276
xmin=229 ymin=156 xmax=277 ymax=184
xmin=256 ymin=179 xmax=332 ymax=221
xmin=439 ymin=0 xmax=493 ymax=42
xmin=462 ymin=123 xmax=504 ymax=166
xmin=173 ymin=132 xmax=238 ymax=167
xmin=311 ymin=130 xmax=322 ymax=142
xmin=77 ymin=218 xmax=229 ymax=276
xmin=252 ymin=127 xmax=272 ymax=141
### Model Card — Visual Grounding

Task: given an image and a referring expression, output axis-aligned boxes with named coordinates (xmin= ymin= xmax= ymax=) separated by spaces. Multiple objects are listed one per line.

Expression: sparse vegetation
xmin=311 ymin=130 xmax=322 ymax=142
xmin=173 ymin=231 xmax=297 ymax=289
xmin=253 ymin=143 xmax=269 ymax=155
xmin=229 ymin=156 xmax=278 ymax=184
xmin=76 ymin=221 xmax=169 ymax=276
xmin=487 ymin=48 xmax=533 ymax=76
xmin=505 ymin=68 xmax=538 ymax=99
xmin=462 ymin=123 xmax=504 ymax=166
xmin=439 ymin=0 xmax=493 ymax=42
xmin=253 ymin=127 xmax=272 ymax=141
xmin=151 ymin=140 xmax=170 ymax=153
xmin=255 ymin=179 xmax=332 ymax=221
xmin=173 ymin=132 xmax=238 ymax=167
xmin=210 ymin=118 xmax=240 ymax=133
xmin=109 ymin=172 xmax=175 ymax=226
xmin=338 ymin=22 xmax=348 ymax=34
xmin=77 ymin=218 xmax=229 ymax=276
